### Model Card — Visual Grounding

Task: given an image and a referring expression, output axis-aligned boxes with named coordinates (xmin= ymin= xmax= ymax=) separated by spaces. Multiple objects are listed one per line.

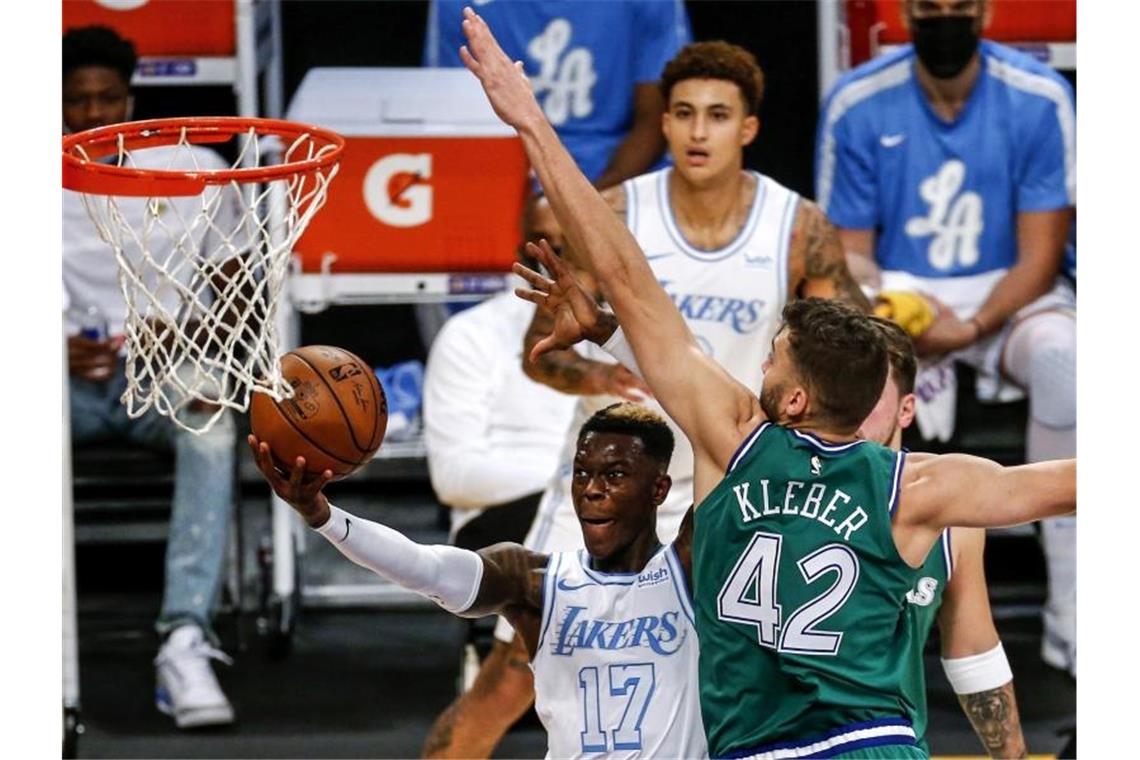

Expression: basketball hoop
xmin=62 ymin=116 xmax=345 ymax=434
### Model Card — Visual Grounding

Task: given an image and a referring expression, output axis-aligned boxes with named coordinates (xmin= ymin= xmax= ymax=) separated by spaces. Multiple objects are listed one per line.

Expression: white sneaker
xmin=155 ymin=625 xmax=235 ymax=728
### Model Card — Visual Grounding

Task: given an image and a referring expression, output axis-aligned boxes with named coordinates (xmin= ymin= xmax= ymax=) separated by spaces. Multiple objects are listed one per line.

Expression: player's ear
xmin=653 ymin=472 xmax=672 ymax=507
xmin=741 ymin=115 xmax=760 ymax=147
xmin=786 ymin=385 xmax=809 ymax=419
xmin=898 ymin=393 xmax=917 ymax=431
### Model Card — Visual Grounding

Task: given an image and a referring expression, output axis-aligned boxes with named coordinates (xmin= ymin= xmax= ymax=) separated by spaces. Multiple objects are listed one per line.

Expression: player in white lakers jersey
xmin=250 ymin=404 xmax=706 ymax=759
xmin=423 ymin=41 xmax=870 ymax=757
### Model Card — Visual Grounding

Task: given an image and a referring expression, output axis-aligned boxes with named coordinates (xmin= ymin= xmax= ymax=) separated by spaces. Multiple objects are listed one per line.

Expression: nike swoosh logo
xmin=644 ymin=252 xmax=674 ymax=261
xmin=342 ymin=518 xmax=352 ymax=542
xmin=880 ymin=134 xmax=906 ymax=148
xmin=557 ymin=579 xmax=598 ymax=591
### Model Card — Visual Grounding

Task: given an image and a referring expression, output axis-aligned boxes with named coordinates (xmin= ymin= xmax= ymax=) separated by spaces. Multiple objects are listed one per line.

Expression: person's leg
xmin=1002 ymin=309 xmax=1077 ymax=676
xmin=68 ymin=363 xmax=126 ymax=444
xmin=128 ymin=405 xmax=238 ymax=727
xmin=149 ymin=408 xmax=237 ymax=642
xmin=421 ymin=632 xmax=536 ymax=759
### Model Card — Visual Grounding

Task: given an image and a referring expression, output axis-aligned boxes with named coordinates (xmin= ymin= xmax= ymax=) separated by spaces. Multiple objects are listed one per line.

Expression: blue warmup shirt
xmin=815 ymin=41 xmax=1075 ymax=279
xmin=424 ymin=0 xmax=691 ymax=183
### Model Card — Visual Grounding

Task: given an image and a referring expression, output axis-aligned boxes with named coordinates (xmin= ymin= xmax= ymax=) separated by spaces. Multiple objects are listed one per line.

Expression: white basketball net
xmin=72 ymin=126 xmax=339 ymax=434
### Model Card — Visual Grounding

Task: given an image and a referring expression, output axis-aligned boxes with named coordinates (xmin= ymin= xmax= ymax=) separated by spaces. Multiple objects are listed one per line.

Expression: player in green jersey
xmin=457 ymin=8 xmax=1074 ymax=757
xmin=861 ymin=318 xmax=1026 ymax=758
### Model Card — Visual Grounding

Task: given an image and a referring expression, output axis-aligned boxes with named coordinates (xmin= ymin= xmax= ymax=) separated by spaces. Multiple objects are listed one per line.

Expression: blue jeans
xmin=70 ymin=361 xmax=236 ymax=644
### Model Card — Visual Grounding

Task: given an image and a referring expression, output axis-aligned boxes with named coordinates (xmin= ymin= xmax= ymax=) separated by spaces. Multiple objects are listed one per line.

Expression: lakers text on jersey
xmin=533 ymin=546 xmax=707 ymax=759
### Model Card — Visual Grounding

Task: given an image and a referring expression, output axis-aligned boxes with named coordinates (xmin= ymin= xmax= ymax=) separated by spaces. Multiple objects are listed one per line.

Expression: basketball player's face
xmin=663 ymin=79 xmax=759 ymax=183
xmin=572 ymin=432 xmax=665 ymax=567
xmin=63 ymin=66 xmax=131 ymax=134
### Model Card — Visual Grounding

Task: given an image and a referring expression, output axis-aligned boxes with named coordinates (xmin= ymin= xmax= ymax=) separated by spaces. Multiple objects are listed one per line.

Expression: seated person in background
xmin=63 ymin=25 xmax=240 ymax=728
xmin=861 ymin=318 xmax=1027 ymax=759
xmin=251 ymin=403 xmax=708 ymax=760
xmin=423 ymin=197 xmax=577 ymax=553
xmin=423 ymin=0 xmax=691 ymax=189
xmin=815 ymin=0 xmax=1076 ymax=676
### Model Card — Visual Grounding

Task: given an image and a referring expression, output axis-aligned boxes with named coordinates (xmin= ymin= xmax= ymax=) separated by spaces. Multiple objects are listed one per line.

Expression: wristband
xmin=600 ymin=326 xmax=645 ymax=380
xmin=941 ymin=642 xmax=1013 ymax=694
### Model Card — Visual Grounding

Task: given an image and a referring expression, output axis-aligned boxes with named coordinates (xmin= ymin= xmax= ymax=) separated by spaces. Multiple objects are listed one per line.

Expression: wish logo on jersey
xmin=904 ymin=160 xmax=984 ymax=272
xmin=551 ymin=605 xmax=687 ymax=656
xmin=659 ymin=279 xmax=767 ymax=334
xmin=527 ymin=19 xmax=597 ymax=126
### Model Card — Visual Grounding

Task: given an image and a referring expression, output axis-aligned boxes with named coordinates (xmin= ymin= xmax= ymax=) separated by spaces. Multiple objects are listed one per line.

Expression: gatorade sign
xmin=295 ymin=136 xmax=529 ymax=273
xmin=364 ymin=154 xmax=433 ymax=228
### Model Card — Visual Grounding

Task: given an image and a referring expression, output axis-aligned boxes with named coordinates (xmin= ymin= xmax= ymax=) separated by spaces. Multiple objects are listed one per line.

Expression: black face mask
xmin=910 ymin=15 xmax=980 ymax=79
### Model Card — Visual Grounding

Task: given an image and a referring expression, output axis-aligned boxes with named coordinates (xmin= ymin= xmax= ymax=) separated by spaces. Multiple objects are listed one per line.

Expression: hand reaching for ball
xmin=248 ymin=434 xmax=334 ymax=528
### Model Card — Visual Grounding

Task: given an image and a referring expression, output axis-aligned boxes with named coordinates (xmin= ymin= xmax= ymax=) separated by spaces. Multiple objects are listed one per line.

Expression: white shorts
xmin=493 ymin=465 xmax=695 ymax=642
xmin=881 ymin=271 xmax=1076 ymax=440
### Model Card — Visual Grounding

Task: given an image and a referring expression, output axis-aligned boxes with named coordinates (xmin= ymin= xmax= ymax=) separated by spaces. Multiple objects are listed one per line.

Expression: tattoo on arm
xmin=958 ymin=682 xmax=1028 ymax=759
xmin=796 ymin=202 xmax=872 ymax=312
xmin=421 ymin=701 xmax=459 ymax=757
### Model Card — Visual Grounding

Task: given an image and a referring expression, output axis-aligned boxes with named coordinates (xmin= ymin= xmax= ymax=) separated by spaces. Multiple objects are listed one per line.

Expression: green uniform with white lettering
xmin=693 ymin=423 xmax=924 ymax=758
xmin=901 ymin=529 xmax=953 ymax=755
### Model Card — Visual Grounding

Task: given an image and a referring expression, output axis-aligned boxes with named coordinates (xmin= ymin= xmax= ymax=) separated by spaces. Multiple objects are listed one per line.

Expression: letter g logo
xmin=363 ymin=153 xmax=433 ymax=227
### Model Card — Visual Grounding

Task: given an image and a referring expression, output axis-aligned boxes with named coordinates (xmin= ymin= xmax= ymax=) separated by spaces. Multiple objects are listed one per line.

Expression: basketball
xmin=250 ymin=345 xmax=388 ymax=481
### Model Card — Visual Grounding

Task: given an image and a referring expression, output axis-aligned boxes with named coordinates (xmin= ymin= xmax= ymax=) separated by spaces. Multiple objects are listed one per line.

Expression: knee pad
xmin=1006 ymin=313 xmax=1075 ymax=429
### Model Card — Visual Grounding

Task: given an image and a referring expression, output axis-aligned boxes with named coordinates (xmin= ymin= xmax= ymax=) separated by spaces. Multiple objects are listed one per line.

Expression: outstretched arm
xmin=460 ymin=8 xmax=762 ymax=484
xmin=938 ymin=528 xmax=1027 ymax=758
xmin=900 ymin=455 xmax=1075 ymax=536
xmin=248 ymin=437 xmax=546 ymax=637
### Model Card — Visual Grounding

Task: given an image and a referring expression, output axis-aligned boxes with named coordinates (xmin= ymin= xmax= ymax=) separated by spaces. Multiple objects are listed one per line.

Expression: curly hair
xmin=578 ymin=403 xmax=675 ymax=468
xmin=63 ymin=25 xmax=137 ymax=84
xmin=781 ymin=299 xmax=888 ymax=432
xmin=660 ymin=41 xmax=765 ymax=115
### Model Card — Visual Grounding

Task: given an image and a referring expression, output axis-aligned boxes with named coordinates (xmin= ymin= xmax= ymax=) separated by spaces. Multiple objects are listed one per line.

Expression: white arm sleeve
xmin=599 ymin=326 xmax=645 ymax=380
xmin=314 ymin=504 xmax=484 ymax=614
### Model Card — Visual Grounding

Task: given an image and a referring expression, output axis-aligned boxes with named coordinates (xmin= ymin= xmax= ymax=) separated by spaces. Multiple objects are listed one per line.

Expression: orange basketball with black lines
xmin=250 ymin=345 xmax=387 ymax=480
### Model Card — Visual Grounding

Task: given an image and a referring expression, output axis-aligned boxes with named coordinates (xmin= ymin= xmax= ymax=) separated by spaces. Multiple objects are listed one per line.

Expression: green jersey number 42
xmin=717 ymin=531 xmax=860 ymax=656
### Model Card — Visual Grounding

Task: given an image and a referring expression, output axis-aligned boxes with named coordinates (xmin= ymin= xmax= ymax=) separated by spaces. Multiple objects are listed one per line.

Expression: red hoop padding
xmin=62 ymin=116 xmax=345 ymax=197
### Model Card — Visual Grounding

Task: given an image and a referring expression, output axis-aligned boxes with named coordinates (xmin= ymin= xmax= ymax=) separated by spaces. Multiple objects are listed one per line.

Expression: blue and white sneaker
xmin=155 ymin=625 xmax=235 ymax=728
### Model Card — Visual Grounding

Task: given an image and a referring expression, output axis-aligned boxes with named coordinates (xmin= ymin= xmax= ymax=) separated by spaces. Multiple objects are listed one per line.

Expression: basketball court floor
xmin=72 ymin=484 xmax=1076 ymax=759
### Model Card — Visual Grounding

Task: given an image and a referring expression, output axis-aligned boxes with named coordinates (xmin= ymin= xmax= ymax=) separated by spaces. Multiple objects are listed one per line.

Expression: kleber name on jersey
xmin=551 ymin=605 xmax=687 ymax=656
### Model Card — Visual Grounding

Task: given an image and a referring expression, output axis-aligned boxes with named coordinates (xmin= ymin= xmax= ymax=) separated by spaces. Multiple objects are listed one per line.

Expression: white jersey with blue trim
xmin=559 ymin=168 xmax=797 ymax=531
xmin=533 ymin=545 xmax=707 ymax=759
xmin=816 ymin=41 xmax=1075 ymax=312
